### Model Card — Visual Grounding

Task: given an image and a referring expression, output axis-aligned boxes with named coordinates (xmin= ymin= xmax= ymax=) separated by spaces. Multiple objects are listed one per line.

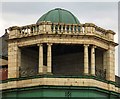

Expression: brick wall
xmin=0 ymin=67 xmax=8 ymax=80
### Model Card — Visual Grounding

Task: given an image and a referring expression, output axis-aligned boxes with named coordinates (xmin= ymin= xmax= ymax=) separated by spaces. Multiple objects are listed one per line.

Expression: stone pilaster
xmin=47 ymin=43 xmax=52 ymax=74
xmin=91 ymin=46 xmax=96 ymax=75
xmin=106 ymin=30 xmax=115 ymax=41
xmin=84 ymin=44 xmax=89 ymax=75
xmin=8 ymin=26 xmax=20 ymax=39
xmin=38 ymin=44 xmax=43 ymax=74
xmin=8 ymin=42 xmax=20 ymax=78
xmin=46 ymin=21 xmax=52 ymax=34
xmin=106 ymin=45 xmax=115 ymax=81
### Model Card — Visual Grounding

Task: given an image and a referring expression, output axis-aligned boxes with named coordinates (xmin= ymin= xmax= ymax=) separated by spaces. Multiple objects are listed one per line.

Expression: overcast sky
xmin=0 ymin=1 xmax=119 ymax=75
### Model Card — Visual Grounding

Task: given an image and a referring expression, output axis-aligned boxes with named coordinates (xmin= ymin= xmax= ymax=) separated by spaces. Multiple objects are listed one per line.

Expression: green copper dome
xmin=37 ymin=8 xmax=80 ymax=24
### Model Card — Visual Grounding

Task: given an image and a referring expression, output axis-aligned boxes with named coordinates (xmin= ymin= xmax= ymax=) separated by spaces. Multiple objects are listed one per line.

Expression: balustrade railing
xmin=95 ymin=26 xmax=107 ymax=37
xmin=95 ymin=68 xmax=106 ymax=79
xmin=51 ymin=24 xmax=82 ymax=34
xmin=8 ymin=22 xmax=115 ymax=40
xmin=19 ymin=66 xmax=38 ymax=77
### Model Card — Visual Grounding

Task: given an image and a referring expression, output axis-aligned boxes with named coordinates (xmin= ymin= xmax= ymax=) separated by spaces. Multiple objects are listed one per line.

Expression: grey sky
xmin=1 ymin=2 xmax=118 ymax=35
xmin=1 ymin=0 xmax=120 ymax=2
xmin=0 ymin=2 xmax=119 ymax=75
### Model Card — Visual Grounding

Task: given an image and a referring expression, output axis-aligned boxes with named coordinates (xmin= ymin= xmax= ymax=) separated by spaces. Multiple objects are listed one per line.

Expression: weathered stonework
xmin=1 ymin=77 xmax=120 ymax=94
xmin=8 ymin=41 xmax=20 ymax=78
xmin=2 ymin=21 xmax=118 ymax=95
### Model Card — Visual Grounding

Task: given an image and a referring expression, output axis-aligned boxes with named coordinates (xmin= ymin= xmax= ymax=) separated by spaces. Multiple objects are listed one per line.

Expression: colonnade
xmin=38 ymin=44 xmax=96 ymax=75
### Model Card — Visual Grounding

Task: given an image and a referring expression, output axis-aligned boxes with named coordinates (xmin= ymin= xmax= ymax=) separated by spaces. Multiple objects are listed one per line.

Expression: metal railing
xmin=95 ymin=68 xmax=106 ymax=79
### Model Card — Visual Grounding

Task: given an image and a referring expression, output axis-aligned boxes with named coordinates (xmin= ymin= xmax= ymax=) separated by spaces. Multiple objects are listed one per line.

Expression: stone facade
xmin=1 ymin=21 xmax=119 ymax=95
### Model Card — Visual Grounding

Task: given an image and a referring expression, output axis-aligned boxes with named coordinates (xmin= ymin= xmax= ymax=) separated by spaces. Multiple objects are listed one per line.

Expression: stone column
xmin=91 ymin=46 xmax=96 ymax=76
xmin=18 ymin=47 xmax=21 ymax=76
xmin=84 ymin=44 xmax=89 ymax=75
xmin=38 ymin=44 xmax=43 ymax=74
xmin=47 ymin=43 xmax=52 ymax=74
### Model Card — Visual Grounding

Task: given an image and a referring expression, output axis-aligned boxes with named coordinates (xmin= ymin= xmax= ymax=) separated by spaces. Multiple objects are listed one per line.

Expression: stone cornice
xmin=8 ymin=33 xmax=117 ymax=49
xmin=8 ymin=26 xmax=20 ymax=31
xmin=1 ymin=75 xmax=120 ymax=94
xmin=2 ymin=85 xmax=120 ymax=97
xmin=106 ymin=30 xmax=116 ymax=35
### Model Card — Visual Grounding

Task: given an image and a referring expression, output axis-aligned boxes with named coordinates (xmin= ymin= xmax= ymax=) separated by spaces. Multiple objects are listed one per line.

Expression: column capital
xmin=92 ymin=45 xmax=96 ymax=48
xmin=47 ymin=43 xmax=53 ymax=46
xmin=37 ymin=43 xmax=43 ymax=46
xmin=84 ymin=44 xmax=89 ymax=47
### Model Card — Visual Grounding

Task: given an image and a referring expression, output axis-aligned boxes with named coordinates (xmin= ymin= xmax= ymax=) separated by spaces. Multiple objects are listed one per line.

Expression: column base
xmin=84 ymin=73 xmax=89 ymax=76
xmin=46 ymin=72 xmax=53 ymax=75
xmin=38 ymin=73 xmax=44 ymax=75
xmin=90 ymin=74 xmax=96 ymax=76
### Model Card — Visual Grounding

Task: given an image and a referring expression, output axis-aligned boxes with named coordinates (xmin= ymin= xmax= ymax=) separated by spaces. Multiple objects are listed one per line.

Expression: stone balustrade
xmin=8 ymin=21 xmax=115 ymax=41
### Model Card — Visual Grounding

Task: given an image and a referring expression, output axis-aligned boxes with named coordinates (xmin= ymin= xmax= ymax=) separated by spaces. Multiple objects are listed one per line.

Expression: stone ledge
xmin=1 ymin=76 xmax=120 ymax=94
